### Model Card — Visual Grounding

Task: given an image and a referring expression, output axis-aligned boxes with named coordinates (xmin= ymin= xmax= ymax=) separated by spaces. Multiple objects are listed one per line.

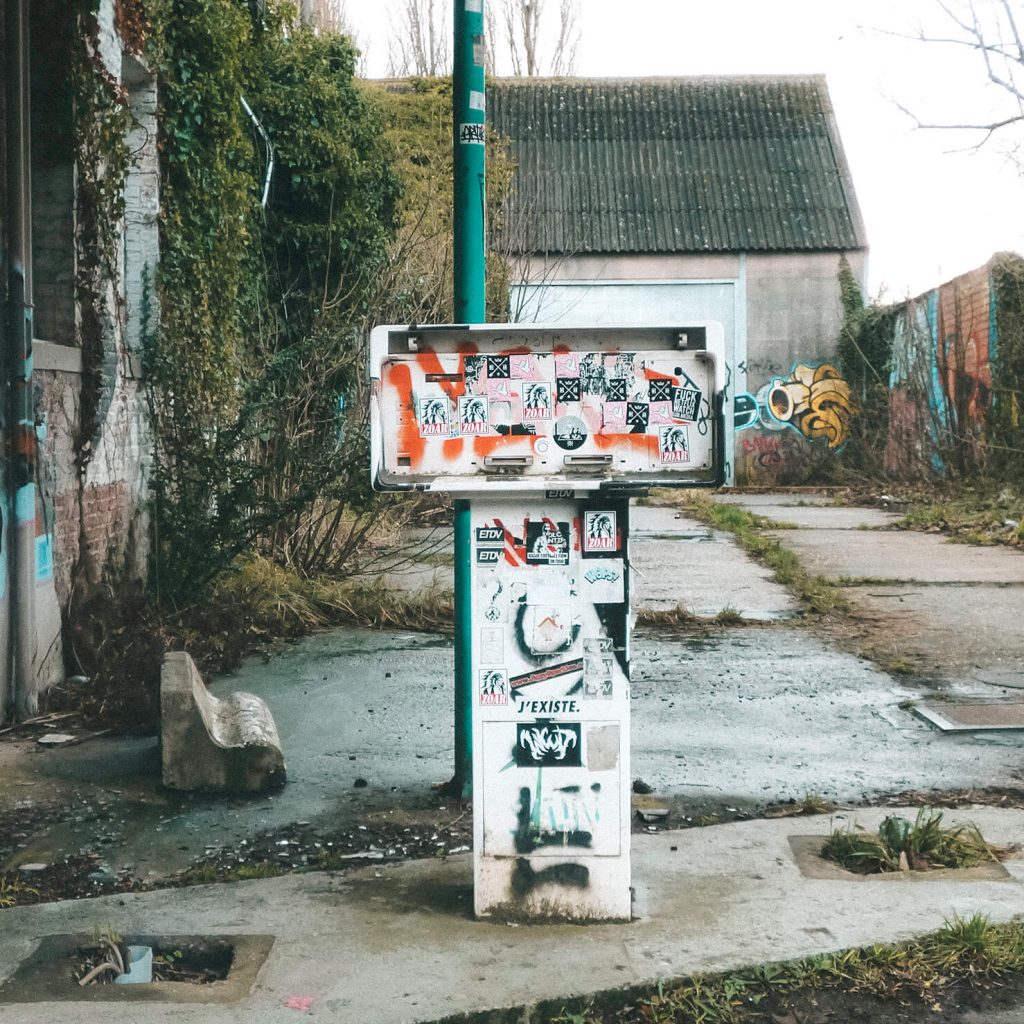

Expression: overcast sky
xmin=344 ymin=0 xmax=1024 ymax=301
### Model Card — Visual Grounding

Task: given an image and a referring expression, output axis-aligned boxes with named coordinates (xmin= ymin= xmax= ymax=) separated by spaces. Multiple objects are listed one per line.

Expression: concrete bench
xmin=160 ymin=651 xmax=286 ymax=793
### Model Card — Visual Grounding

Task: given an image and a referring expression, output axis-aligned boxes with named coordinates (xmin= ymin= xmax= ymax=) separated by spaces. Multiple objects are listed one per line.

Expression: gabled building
xmin=490 ymin=76 xmax=868 ymax=483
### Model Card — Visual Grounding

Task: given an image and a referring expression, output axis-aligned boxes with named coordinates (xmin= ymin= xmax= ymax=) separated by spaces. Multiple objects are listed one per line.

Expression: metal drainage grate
xmin=914 ymin=701 xmax=1024 ymax=732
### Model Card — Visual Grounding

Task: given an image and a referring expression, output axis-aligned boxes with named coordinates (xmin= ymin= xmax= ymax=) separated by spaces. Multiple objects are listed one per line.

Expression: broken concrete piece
xmin=160 ymin=651 xmax=286 ymax=793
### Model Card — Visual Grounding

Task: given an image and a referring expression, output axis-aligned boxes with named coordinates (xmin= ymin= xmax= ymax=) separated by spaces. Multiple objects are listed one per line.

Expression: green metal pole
xmin=452 ymin=0 xmax=485 ymax=798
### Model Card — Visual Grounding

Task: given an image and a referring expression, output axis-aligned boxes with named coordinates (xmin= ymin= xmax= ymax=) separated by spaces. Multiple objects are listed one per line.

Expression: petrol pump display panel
xmin=370 ymin=323 xmax=725 ymax=492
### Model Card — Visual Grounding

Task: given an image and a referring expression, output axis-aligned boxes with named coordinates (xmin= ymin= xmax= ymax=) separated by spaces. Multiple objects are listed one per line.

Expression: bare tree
xmin=387 ymin=0 xmax=451 ymax=77
xmin=489 ymin=0 xmax=580 ymax=77
xmin=903 ymin=1 xmax=1023 ymax=148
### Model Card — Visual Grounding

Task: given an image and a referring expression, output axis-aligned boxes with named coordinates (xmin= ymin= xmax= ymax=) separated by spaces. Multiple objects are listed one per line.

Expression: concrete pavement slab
xmin=2 ymin=808 xmax=1023 ymax=1023
xmin=764 ymin=528 xmax=1024 ymax=584
xmin=631 ymin=505 xmax=798 ymax=620
xmin=713 ymin=493 xmax=902 ymax=531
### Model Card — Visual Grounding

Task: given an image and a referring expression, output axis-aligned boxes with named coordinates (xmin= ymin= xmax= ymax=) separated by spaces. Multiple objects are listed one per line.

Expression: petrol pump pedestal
xmin=370 ymin=323 xmax=724 ymax=922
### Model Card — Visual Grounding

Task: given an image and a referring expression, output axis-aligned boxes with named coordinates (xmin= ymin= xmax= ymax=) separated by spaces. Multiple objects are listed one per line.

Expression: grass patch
xmin=822 ymin=808 xmax=1010 ymax=874
xmin=680 ymin=494 xmax=848 ymax=616
xmin=895 ymin=488 xmax=1024 ymax=548
xmin=532 ymin=914 xmax=1024 ymax=1024
xmin=0 ymin=874 xmax=39 ymax=909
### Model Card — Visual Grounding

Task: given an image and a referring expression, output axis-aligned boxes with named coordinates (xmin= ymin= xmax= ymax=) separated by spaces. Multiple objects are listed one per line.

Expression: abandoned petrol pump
xmin=370 ymin=323 xmax=725 ymax=921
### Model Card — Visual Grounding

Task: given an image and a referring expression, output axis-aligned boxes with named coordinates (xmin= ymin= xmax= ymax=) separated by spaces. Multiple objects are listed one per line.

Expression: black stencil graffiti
xmin=512 ymin=859 xmax=590 ymax=896
xmin=578 ymin=353 xmax=607 ymax=396
xmin=462 ymin=355 xmax=484 ymax=390
xmin=459 ymin=122 xmax=486 ymax=144
xmin=515 ymin=722 xmax=582 ymax=767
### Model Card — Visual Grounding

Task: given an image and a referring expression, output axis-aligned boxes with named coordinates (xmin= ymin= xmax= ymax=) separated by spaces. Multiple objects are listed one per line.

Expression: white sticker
xmin=581 ymin=559 xmax=625 ymax=603
xmin=469 ymin=90 xmax=486 ymax=112
xmin=480 ymin=627 xmax=504 ymax=664
xmin=465 ymin=0 xmax=482 ymax=11
xmin=458 ymin=122 xmax=486 ymax=145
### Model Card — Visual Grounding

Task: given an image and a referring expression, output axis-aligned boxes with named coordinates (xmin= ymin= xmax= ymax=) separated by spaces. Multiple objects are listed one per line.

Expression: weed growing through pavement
xmin=822 ymin=808 xmax=1010 ymax=874
xmin=680 ymin=495 xmax=849 ymax=615
xmin=0 ymin=874 xmax=39 ymax=909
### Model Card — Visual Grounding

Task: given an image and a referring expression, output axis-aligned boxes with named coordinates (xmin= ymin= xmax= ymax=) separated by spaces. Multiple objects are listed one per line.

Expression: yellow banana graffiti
xmin=765 ymin=363 xmax=858 ymax=449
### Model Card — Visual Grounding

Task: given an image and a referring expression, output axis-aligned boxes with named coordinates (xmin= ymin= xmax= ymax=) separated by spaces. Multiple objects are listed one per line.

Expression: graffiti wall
xmin=734 ymin=362 xmax=858 ymax=483
xmin=884 ymin=262 xmax=994 ymax=479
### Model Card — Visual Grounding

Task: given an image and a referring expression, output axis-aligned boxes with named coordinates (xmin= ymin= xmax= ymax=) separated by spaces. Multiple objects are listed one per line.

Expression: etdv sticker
xmin=458 ymin=395 xmax=488 ymax=435
xmin=515 ymin=721 xmax=582 ymax=767
xmin=476 ymin=548 xmax=502 ymax=566
xmin=659 ymin=424 xmax=691 ymax=463
xmin=479 ymin=669 xmax=508 ymax=706
xmin=475 ymin=525 xmax=504 ymax=546
xmin=525 ymin=520 xmax=570 ymax=566
xmin=584 ymin=638 xmax=614 ymax=699
xmin=583 ymin=511 xmax=617 ymax=552
xmin=418 ymin=397 xmax=451 ymax=436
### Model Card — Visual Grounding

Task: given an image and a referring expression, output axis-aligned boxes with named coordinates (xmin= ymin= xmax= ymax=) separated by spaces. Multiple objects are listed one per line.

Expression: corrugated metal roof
xmin=489 ymin=76 xmax=867 ymax=255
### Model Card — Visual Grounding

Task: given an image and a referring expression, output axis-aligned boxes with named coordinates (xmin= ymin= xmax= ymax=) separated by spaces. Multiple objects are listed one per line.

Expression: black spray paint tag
xmin=515 ymin=721 xmax=582 ymax=767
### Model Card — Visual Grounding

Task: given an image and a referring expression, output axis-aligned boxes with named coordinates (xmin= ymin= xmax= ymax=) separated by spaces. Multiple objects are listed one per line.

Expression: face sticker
xmin=459 ymin=395 xmax=489 ymax=434
xmin=583 ymin=512 xmax=616 ymax=552
xmin=553 ymin=415 xmax=587 ymax=450
xmin=673 ymin=386 xmax=701 ymax=422
xmin=525 ymin=520 xmax=571 ymax=566
xmin=522 ymin=382 xmax=552 ymax=420
xmin=515 ymin=722 xmax=582 ymax=767
xmin=418 ymin=397 xmax=451 ymax=436
xmin=659 ymin=424 xmax=691 ymax=463
xmin=479 ymin=668 xmax=509 ymax=706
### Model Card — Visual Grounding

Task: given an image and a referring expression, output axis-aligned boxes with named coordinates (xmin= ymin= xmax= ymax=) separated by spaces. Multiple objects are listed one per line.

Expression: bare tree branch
xmin=387 ymin=0 xmax=451 ymax=77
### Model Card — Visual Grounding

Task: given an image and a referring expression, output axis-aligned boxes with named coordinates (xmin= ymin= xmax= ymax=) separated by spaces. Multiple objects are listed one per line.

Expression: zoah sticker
xmin=458 ymin=395 xmax=488 ymax=435
xmin=418 ymin=397 xmax=451 ymax=436
xmin=479 ymin=668 xmax=509 ymax=706
xmin=522 ymin=382 xmax=552 ymax=420
xmin=525 ymin=519 xmax=570 ymax=566
xmin=583 ymin=511 xmax=616 ymax=552
xmin=658 ymin=424 xmax=691 ymax=464
xmin=515 ymin=721 xmax=582 ymax=767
